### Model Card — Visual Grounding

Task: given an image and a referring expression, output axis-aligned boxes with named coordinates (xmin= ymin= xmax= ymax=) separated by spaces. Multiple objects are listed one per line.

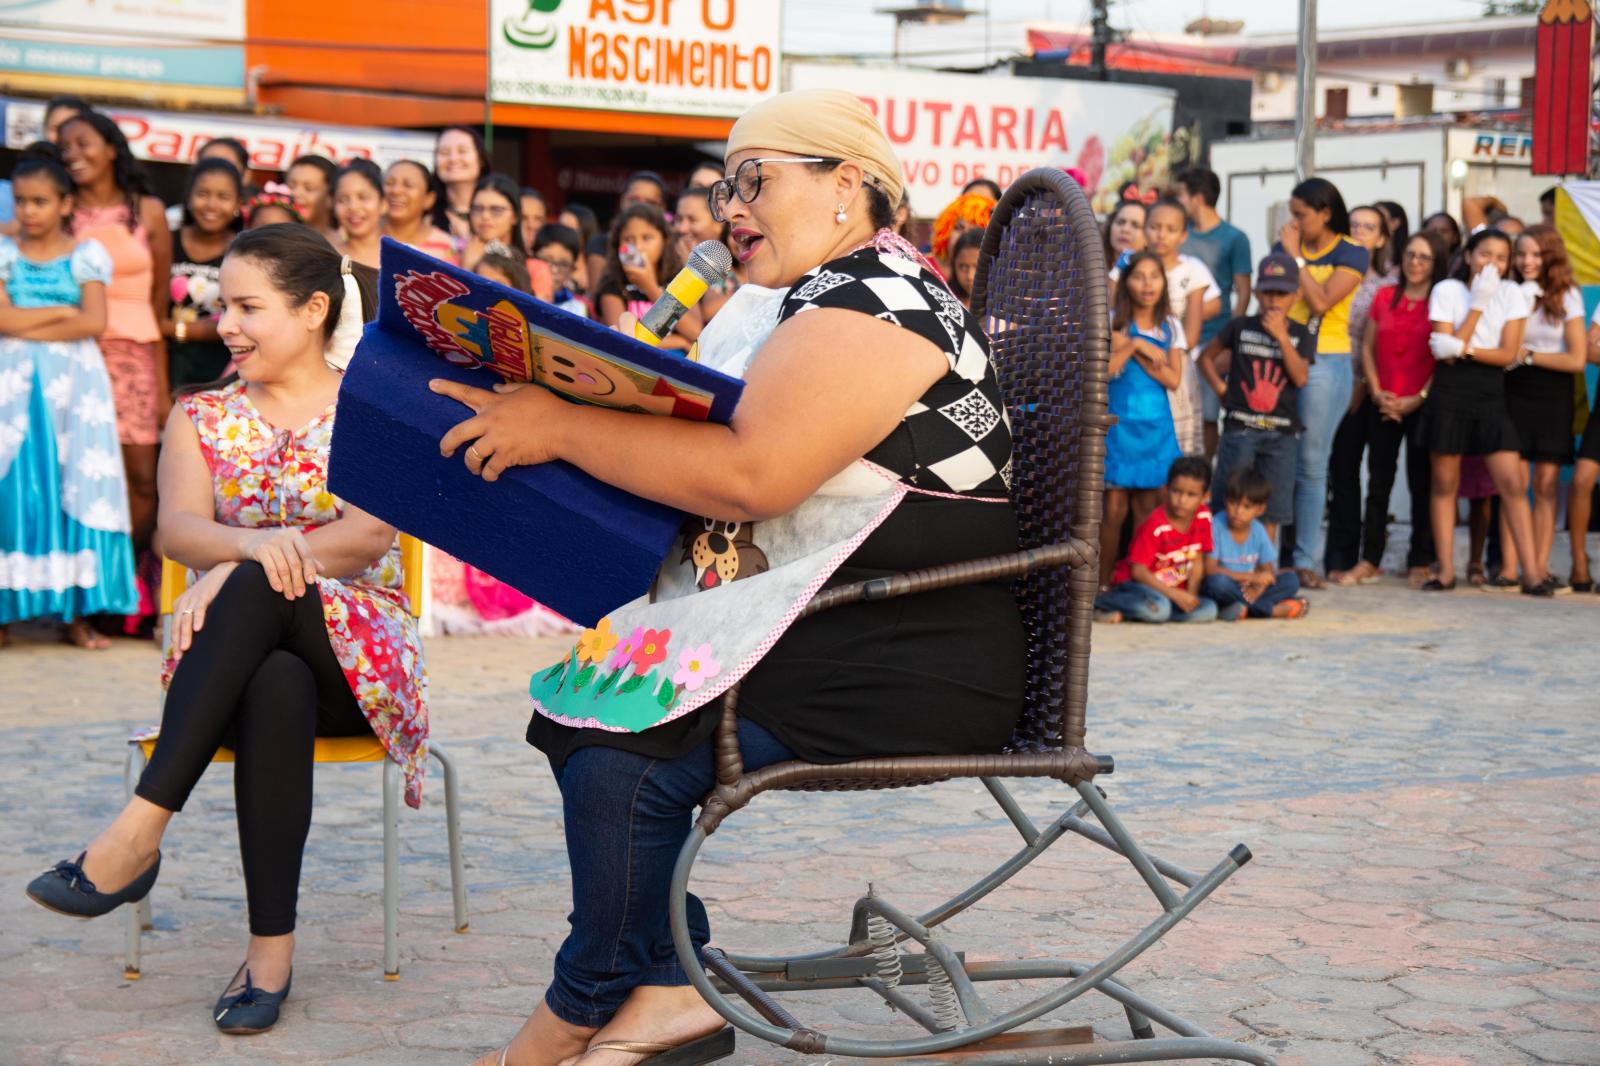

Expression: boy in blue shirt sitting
xmin=1203 ymin=468 xmax=1310 ymax=620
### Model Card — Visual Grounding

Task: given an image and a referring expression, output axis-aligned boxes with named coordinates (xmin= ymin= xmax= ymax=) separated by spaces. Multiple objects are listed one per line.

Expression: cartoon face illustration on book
xmin=530 ymin=341 xmax=714 ymax=420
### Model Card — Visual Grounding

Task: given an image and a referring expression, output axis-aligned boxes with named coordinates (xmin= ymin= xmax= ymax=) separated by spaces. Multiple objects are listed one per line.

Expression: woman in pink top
xmin=62 ymin=111 xmax=172 ymax=556
xmin=381 ymin=160 xmax=460 ymax=266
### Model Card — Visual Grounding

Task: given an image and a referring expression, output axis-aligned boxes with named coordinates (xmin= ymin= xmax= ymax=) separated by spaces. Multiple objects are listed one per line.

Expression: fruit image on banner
xmin=787 ymin=62 xmax=1176 ymax=218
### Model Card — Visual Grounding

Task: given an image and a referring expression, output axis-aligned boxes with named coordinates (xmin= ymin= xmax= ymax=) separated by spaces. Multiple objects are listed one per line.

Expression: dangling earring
xmin=835 ymin=203 xmax=847 ymax=224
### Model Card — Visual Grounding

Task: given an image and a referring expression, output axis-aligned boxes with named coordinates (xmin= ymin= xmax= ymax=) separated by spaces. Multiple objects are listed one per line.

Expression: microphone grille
xmin=688 ymin=239 xmax=735 ymax=280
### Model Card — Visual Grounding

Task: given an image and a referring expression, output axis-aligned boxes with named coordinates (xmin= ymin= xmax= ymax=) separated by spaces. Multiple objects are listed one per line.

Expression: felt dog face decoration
xmin=681 ymin=518 xmax=769 ymax=590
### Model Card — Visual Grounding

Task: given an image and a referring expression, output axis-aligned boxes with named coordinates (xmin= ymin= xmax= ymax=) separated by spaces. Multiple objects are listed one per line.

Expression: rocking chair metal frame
xmin=666 ymin=169 xmax=1277 ymax=1065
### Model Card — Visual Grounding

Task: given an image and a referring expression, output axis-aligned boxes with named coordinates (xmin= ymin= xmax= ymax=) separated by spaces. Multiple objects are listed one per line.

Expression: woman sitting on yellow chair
xmin=26 ymin=224 xmax=428 ymax=1036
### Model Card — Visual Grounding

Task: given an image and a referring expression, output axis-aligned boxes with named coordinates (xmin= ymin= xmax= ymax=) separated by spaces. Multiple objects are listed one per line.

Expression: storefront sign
xmin=490 ymin=0 xmax=780 ymax=117
xmin=0 ymin=37 xmax=243 ymax=89
xmin=787 ymin=63 xmax=1176 ymax=217
xmin=3 ymin=99 xmax=438 ymax=171
xmin=0 ymin=0 xmax=244 ymax=39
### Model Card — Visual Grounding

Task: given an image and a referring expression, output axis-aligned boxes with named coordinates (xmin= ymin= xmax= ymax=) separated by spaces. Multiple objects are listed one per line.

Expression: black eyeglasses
xmin=709 ymin=156 xmax=840 ymax=222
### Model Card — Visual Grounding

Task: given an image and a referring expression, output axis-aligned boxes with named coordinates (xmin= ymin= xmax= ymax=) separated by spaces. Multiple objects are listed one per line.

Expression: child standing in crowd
xmin=596 ymin=204 xmax=700 ymax=352
xmin=1500 ymin=225 xmax=1586 ymax=590
xmin=383 ymin=160 xmax=459 ymax=264
xmin=286 ymin=155 xmax=338 ymax=245
xmin=1095 ymin=457 xmax=1217 ymax=624
xmin=532 ymin=224 xmax=591 ymax=319
xmin=0 ymin=153 xmax=138 ymax=647
xmin=471 ymin=251 xmax=532 ymax=293
xmin=1275 ymin=177 xmax=1369 ymax=589
xmin=1420 ymin=228 xmax=1548 ymax=593
xmin=1101 ymin=251 xmax=1185 ymax=587
xmin=333 ymin=159 xmax=384 ymax=270
xmin=61 ymin=111 xmax=171 ymax=576
xmin=1176 ymin=167 xmax=1252 ymax=456
xmin=948 ymin=229 xmax=984 ymax=309
xmin=1359 ymin=232 xmax=1447 ymax=587
xmin=1325 ymin=204 xmax=1396 ymax=584
xmin=1568 ymin=308 xmax=1600 ymax=591
xmin=1203 ymin=468 xmax=1308 ymax=620
xmin=243 ymin=187 xmax=301 ymax=230
xmin=1110 ymin=199 xmax=1221 ymax=455
xmin=559 ymin=202 xmax=600 ymax=296
xmin=1201 ymin=252 xmax=1315 ymax=544
xmin=165 ymin=159 xmax=240 ymax=390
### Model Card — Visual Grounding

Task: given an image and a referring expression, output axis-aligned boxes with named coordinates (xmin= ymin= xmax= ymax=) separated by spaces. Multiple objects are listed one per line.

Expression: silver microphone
xmin=634 ymin=240 xmax=735 ymax=345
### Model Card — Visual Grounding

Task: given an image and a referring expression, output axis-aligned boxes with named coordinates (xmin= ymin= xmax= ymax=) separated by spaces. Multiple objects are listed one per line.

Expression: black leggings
xmin=136 ymin=562 xmax=372 ymax=936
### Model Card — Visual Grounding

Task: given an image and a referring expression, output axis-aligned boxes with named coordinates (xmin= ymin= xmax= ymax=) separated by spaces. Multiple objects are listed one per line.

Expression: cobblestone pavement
xmin=2 ymin=574 xmax=1597 ymax=1065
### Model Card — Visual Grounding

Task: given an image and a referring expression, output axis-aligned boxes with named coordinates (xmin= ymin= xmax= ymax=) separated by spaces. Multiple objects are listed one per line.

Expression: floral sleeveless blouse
xmin=162 ymin=381 xmax=430 ymax=806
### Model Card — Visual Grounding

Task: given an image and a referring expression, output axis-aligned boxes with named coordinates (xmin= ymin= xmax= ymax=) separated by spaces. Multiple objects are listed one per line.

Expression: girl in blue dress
xmin=0 ymin=152 xmax=137 ymax=647
xmin=1102 ymin=250 xmax=1185 ymax=587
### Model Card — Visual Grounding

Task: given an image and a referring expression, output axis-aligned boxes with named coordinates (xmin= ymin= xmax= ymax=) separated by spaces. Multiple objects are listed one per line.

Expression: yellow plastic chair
xmin=122 ymin=533 xmax=466 ymax=979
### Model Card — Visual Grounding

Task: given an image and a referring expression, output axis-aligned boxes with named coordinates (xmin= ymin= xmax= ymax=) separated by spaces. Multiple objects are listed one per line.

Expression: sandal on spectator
xmin=1294 ymin=567 xmax=1327 ymax=590
xmin=1281 ymin=597 xmax=1310 ymax=619
xmin=1483 ymin=575 xmax=1519 ymax=592
xmin=1421 ymin=578 xmax=1456 ymax=592
xmin=1407 ymin=565 xmax=1434 ymax=589
xmin=1467 ymin=564 xmax=1486 ymax=587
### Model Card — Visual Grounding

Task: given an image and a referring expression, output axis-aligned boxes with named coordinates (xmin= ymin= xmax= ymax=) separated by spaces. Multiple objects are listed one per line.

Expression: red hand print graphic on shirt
xmin=1243 ymin=360 xmax=1287 ymax=413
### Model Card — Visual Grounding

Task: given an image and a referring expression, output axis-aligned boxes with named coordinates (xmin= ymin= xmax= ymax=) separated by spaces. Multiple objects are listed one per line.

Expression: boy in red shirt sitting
xmin=1095 ymin=457 xmax=1219 ymax=623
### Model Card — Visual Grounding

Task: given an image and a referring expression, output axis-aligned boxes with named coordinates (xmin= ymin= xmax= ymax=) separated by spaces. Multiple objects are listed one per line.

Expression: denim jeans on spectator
xmin=1095 ymin=581 xmax=1217 ymax=623
xmin=1200 ymin=570 xmax=1300 ymax=619
xmin=1293 ymin=353 xmax=1354 ymax=570
xmin=543 ymin=718 xmax=795 ymax=1027
xmin=1211 ymin=422 xmax=1298 ymax=528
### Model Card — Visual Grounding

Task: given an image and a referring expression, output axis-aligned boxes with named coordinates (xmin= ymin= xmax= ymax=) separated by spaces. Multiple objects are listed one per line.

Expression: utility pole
xmin=1294 ymin=0 xmax=1317 ymax=180
xmin=1090 ymin=0 xmax=1111 ymax=80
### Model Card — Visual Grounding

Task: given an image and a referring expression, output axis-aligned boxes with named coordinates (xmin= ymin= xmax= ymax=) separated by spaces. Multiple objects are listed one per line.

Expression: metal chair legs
xmin=668 ymin=779 xmax=1274 ymax=1064
xmin=121 ymin=739 xmax=467 ymax=981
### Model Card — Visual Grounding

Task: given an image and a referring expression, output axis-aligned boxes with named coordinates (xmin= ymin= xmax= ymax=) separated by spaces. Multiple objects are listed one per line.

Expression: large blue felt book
xmin=328 ymin=239 xmax=745 ymax=626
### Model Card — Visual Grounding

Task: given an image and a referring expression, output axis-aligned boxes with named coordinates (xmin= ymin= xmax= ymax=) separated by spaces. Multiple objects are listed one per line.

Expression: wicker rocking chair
xmin=666 ymin=169 xmax=1277 ymax=1065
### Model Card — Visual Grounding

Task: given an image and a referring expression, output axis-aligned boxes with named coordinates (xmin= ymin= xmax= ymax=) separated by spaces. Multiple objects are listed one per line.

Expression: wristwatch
xmin=1294 ymin=256 xmax=1306 ymax=268
xmin=1461 ymin=345 xmax=1473 ymax=362
xmin=1520 ymin=348 xmax=1535 ymax=367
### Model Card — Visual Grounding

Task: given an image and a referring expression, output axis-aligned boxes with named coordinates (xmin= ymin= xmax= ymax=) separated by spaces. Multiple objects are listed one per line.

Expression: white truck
xmin=1209 ymin=123 xmax=1546 ymax=265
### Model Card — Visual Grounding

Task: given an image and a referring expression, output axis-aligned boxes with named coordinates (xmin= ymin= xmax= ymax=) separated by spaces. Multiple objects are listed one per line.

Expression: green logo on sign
xmin=504 ymin=0 xmax=562 ymax=49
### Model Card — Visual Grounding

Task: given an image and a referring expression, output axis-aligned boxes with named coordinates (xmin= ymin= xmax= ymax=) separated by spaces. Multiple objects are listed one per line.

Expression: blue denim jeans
xmin=1212 ymin=423 xmax=1299 ymax=528
xmin=1094 ymin=581 xmax=1217 ymax=623
xmin=1200 ymin=571 xmax=1301 ymax=619
xmin=544 ymin=719 xmax=795 ymax=1027
xmin=1293 ymin=353 xmax=1354 ymax=570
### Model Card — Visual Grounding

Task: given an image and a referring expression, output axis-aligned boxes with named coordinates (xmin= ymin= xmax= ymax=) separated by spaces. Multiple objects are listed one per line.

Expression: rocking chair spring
xmin=867 ymin=909 xmax=904 ymax=991
xmin=924 ymin=938 xmax=963 ymax=1032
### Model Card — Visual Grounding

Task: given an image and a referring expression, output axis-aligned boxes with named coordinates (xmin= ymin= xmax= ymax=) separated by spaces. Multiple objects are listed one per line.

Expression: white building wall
xmin=1250 ymin=54 xmax=1533 ymax=121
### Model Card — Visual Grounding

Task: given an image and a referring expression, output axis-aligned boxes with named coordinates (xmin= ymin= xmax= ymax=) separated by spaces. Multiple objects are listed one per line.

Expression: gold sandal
xmin=578 ymin=1027 xmax=735 ymax=1064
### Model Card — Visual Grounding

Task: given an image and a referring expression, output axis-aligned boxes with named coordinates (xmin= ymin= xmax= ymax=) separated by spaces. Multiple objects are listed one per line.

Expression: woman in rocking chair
xmin=435 ymin=91 xmax=1026 ymax=1066
xmin=26 ymin=224 xmax=427 ymax=1035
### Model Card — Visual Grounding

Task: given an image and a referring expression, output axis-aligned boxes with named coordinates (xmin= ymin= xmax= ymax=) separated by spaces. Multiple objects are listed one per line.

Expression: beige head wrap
xmin=725 ymin=88 xmax=904 ymax=208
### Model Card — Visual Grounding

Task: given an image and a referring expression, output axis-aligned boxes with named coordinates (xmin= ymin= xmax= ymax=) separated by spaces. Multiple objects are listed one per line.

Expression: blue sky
xmin=784 ymin=0 xmax=1498 ymax=56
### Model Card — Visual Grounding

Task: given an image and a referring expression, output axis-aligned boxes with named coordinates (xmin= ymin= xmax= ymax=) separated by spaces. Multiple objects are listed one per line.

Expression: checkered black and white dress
xmin=530 ymin=247 xmax=1026 ymax=768
xmin=778 ymin=248 xmax=1014 ymax=499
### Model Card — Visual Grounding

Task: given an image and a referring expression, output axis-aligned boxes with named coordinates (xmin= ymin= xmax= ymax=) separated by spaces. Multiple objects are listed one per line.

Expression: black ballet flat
xmin=1420 ymin=578 xmax=1456 ymax=592
xmin=214 ymin=967 xmax=292 ymax=1035
xmin=25 ymin=850 xmax=160 ymax=919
